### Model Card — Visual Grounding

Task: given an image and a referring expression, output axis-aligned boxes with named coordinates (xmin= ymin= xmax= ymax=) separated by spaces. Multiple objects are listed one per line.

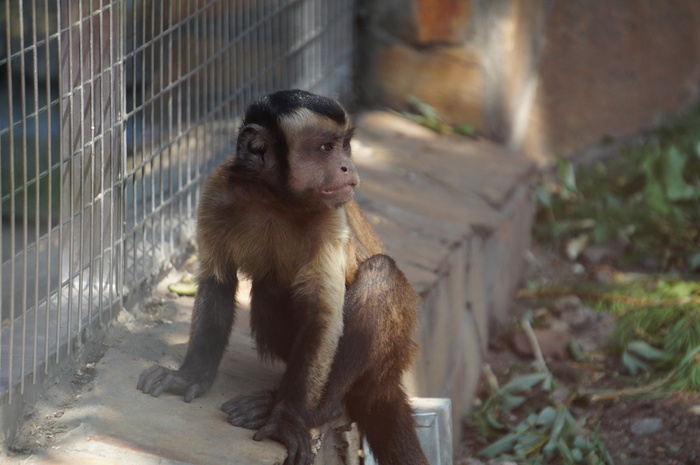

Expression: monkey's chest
xmin=231 ymin=217 xmax=315 ymax=284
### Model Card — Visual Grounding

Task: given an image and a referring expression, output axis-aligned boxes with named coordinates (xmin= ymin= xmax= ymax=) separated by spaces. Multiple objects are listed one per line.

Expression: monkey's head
xmin=234 ymin=90 xmax=359 ymax=210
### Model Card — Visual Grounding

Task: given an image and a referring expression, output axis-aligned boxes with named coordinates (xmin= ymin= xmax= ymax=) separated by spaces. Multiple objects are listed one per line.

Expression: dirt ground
xmin=459 ymin=246 xmax=700 ymax=465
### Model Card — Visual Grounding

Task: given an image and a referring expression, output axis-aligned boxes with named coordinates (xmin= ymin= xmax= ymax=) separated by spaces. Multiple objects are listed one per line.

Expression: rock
xmin=114 ymin=308 xmax=138 ymax=332
xmin=511 ymin=328 xmax=571 ymax=360
xmin=550 ymin=293 xmax=616 ymax=353
xmin=550 ymin=386 xmax=570 ymax=404
xmin=552 ymin=295 xmax=583 ymax=315
xmin=571 ymin=263 xmax=586 ymax=275
xmin=630 ymin=417 xmax=663 ymax=436
xmin=553 ymin=296 xmax=601 ymax=331
xmin=565 ymin=234 xmax=590 ymax=260
xmin=590 ymin=264 xmax=616 ymax=283
xmin=574 ymin=315 xmax=616 ymax=353
xmin=581 ymin=244 xmax=623 ymax=265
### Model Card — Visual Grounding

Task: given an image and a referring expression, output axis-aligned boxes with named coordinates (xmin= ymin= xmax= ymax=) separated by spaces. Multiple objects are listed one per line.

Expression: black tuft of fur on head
xmin=243 ymin=89 xmax=347 ymax=127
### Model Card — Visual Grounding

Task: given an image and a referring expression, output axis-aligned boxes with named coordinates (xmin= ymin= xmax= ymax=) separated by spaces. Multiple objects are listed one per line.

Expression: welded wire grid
xmin=0 ymin=0 xmax=354 ymax=407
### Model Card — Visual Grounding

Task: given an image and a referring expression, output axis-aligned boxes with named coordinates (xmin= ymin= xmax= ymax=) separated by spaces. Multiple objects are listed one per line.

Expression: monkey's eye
xmin=319 ymin=143 xmax=334 ymax=152
xmin=342 ymin=138 xmax=351 ymax=149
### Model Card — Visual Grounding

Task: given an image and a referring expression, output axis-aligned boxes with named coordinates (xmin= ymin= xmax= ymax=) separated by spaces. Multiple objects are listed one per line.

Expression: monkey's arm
xmin=137 ymin=272 xmax=238 ymax=402
xmin=221 ymin=287 xmax=342 ymax=465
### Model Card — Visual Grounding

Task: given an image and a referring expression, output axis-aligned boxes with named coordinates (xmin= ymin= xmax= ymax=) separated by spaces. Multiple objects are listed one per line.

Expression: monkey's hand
xmin=221 ymin=390 xmax=275 ymax=430
xmin=252 ymin=403 xmax=313 ymax=465
xmin=137 ymin=365 xmax=215 ymax=403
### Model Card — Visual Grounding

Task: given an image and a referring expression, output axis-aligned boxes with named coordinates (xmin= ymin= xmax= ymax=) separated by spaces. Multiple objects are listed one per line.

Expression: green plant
xmin=620 ymin=340 xmax=670 ymax=376
xmin=399 ymin=96 xmax=476 ymax=136
xmin=534 ymin=106 xmax=700 ymax=272
xmin=471 ymin=371 xmax=613 ymax=464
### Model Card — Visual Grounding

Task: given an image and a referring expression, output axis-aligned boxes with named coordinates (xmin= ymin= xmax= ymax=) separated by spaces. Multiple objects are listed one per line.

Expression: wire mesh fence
xmin=0 ymin=0 xmax=354 ymax=420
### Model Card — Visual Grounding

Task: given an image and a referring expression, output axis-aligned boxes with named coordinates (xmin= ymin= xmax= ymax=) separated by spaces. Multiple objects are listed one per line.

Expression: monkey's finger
xmin=140 ymin=367 xmax=170 ymax=394
xmin=254 ymin=414 xmax=290 ymax=434
xmin=150 ymin=373 xmax=176 ymax=397
xmin=226 ymin=408 xmax=269 ymax=429
xmin=241 ymin=417 xmax=268 ymax=430
xmin=293 ymin=433 xmax=313 ymax=465
xmin=221 ymin=394 xmax=249 ymax=412
xmin=137 ymin=365 xmax=162 ymax=391
xmin=253 ymin=426 xmax=303 ymax=465
xmin=225 ymin=404 xmax=270 ymax=420
xmin=252 ymin=420 xmax=297 ymax=443
xmin=299 ymin=435 xmax=313 ymax=465
xmin=184 ymin=384 xmax=204 ymax=403
xmin=222 ymin=396 xmax=272 ymax=419
xmin=283 ymin=440 xmax=299 ymax=465
xmin=252 ymin=423 xmax=276 ymax=442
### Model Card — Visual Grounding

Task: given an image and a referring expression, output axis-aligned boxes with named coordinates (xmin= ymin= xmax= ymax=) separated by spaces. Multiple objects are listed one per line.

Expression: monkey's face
xmin=286 ymin=123 xmax=359 ymax=209
xmin=234 ymin=93 xmax=359 ymax=210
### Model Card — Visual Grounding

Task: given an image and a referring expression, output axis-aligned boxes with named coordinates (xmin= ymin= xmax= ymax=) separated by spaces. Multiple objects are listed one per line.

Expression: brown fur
xmin=196 ymin=162 xmax=392 ymax=409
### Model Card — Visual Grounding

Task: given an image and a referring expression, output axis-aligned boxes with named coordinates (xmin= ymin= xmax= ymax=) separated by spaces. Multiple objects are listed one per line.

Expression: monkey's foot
xmin=253 ymin=405 xmax=313 ymax=465
xmin=137 ymin=365 xmax=213 ymax=403
xmin=222 ymin=390 xmax=275 ymax=430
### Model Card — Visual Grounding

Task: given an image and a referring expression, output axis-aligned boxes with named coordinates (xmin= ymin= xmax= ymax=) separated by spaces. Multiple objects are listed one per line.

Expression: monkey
xmin=137 ymin=89 xmax=430 ymax=465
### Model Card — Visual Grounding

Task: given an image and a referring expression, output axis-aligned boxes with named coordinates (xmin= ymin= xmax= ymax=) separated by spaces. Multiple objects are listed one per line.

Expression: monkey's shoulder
xmin=197 ymin=194 xmax=317 ymax=280
xmin=199 ymin=165 xmax=264 ymax=209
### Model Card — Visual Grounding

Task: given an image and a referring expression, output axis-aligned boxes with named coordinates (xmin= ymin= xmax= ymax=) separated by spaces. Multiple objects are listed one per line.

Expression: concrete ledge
xmin=6 ymin=112 xmax=536 ymax=464
xmin=353 ymin=112 xmax=536 ymax=449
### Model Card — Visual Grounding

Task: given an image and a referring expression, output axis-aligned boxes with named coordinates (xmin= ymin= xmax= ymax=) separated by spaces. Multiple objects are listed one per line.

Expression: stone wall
xmin=359 ymin=0 xmax=700 ymax=162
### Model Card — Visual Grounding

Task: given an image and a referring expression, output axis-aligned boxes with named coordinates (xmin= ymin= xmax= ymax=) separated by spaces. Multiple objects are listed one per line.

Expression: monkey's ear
xmin=236 ymin=124 xmax=273 ymax=168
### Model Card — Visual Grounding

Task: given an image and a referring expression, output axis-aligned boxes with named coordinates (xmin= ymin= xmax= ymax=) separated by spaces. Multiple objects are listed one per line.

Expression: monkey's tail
xmin=348 ymin=390 xmax=429 ymax=465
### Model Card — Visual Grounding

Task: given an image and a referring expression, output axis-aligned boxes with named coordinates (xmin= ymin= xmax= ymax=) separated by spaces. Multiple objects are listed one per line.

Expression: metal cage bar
xmin=0 ymin=0 xmax=354 ymax=424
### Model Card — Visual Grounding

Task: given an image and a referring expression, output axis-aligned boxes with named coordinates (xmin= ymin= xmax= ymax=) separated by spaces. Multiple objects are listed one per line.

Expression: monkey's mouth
xmin=321 ymin=183 xmax=356 ymax=198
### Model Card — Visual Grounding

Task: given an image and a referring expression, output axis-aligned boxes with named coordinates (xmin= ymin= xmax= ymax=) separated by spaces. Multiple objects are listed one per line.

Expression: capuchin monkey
xmin=137 ymin=89 xmax=429 ymax=465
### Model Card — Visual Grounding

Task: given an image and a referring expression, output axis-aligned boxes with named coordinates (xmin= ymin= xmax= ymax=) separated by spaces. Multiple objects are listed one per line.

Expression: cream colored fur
xmin=280 ymin=107 xmax=351 ymax=144
xmin=292 ymin=207 xmax=350 ymax=407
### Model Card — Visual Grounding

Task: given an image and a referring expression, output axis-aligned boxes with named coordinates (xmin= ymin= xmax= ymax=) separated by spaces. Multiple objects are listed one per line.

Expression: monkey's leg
xmin=223 ymin=276 xmax=296 ymax=428
xmin=221 ymin=276 xmax=315 ymax=465
xmin=316 ymin=254 xmax=429 ymax=465
xmin=137 ymin=273 xmax=238 ymax=402
xmin=237 ymin=276 xmax=345 ymax=465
